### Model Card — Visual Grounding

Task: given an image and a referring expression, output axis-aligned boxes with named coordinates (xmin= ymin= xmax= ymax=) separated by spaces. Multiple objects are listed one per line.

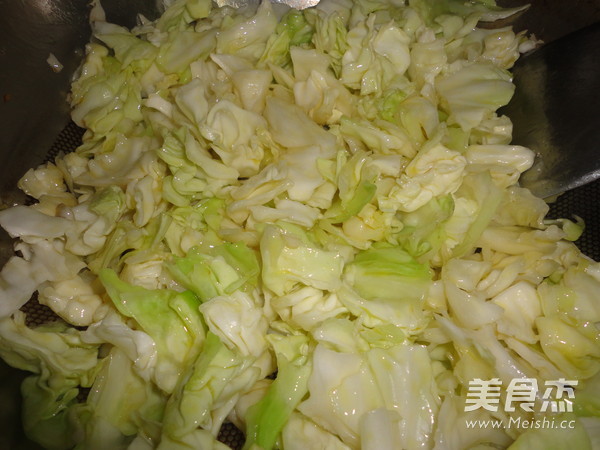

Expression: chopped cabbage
xmin=0 ymin=0 xmax=598 ymax=448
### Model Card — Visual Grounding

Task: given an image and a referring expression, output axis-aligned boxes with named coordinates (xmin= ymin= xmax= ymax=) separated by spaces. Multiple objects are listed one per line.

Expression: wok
xmin=0 ymin=0 xmax=599 ymax=448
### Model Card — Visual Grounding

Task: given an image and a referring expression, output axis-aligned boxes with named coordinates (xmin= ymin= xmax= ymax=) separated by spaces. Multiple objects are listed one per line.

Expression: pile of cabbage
xmin=0 ymin=0 xmax=599 ymax=448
